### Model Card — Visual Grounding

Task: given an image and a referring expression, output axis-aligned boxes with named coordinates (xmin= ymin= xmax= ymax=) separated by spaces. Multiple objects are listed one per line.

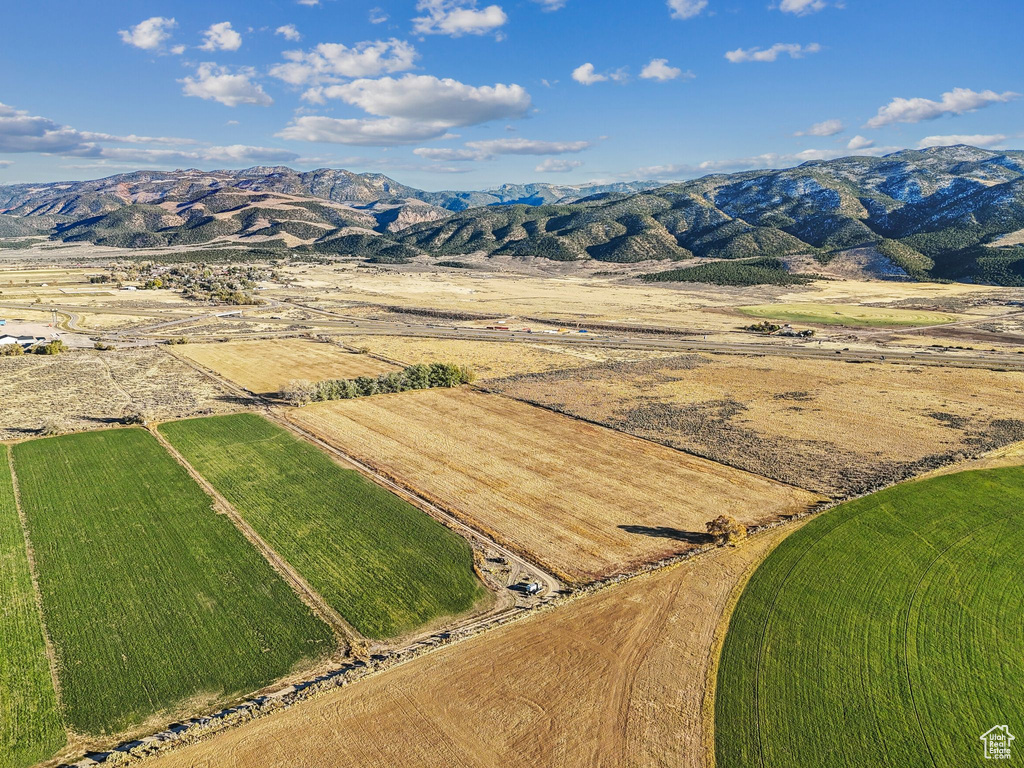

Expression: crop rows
xmin=159 ymin=414 xmax=486 ymax=639
xmin=13 ymin=429 xmax=334 ymax=735
xmin=0 ymin=445 xmax=65 ymax=768
xmin=715 ymin=466 xmax=1024 ymax=768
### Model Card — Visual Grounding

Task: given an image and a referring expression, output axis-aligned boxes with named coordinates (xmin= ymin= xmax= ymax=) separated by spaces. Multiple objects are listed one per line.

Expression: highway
xmin=4 ymin=299 xmax=1024 ymax=372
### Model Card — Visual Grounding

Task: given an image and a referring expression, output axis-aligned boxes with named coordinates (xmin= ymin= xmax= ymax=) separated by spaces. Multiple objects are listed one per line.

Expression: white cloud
xmin=0 ymin=160 xmax=12 ymax=168
xmin=99 ymin=144 xmax=300 ymax=165
xmin=413 ymin=147 xmax=481 ymax=161
xmin=296 ymin=0 xmax=320 ymax=5
xmin=413 ymin=0 xmax=508 ymax=37
xmin=275 ymin=24 xmax=302 ymax=42
xmin=640 ymin=59 xmax=692 ymax=82
xmin=778 ymin=0 xmax=826 ymax=15
xmin=118 ymin=17 xmax=177 ymax=51
xmin=412 ymin=137 xmax=589 ymax=161
xmin=795 ymin=118 xmax=844 ymax=137
xmin=917 ymin=134 xmax=1008 ymax=149
xmin=314 ymin=74 xmax=531 ymax=125
xmin=866 ymin=87 xmax=1020 ymax=128
xmin=572 ymin=63 xmax=606 ymax=85
xmin=0 ymin=101 xmax=294 ymax=167
xmin=270 ymin=39 xmax=417 ymax=86
xmin=170 ymin=44 xmax=186 ymax=55
xmin=726 ymin=43 xmax=821 ymax=63
xmin=635 ymin=146 xmax=907 ymax=179
xmin=667 ymin=0 xmax=708 ymax=20
xmin=200 ymin=22 xmax=243 ymax=52
xmin=535 ymin=0 xmax=567 ymax=9
xmin=571 ymin=63 xmax=627 ymax=86
xmin=180 ymin=63 xmax=273 ymax=107
xmin=369 ymin=7 xmax=389 ymax=23
xmin=277 ymin=116 xmax=454 ymax=145
xmin=847 ymin=135 xmax=874 ymax=150
xmin=467 ymin=138 xmax=590 ymax=155
xmin=535 ymin=158 xmax=583 ymax=173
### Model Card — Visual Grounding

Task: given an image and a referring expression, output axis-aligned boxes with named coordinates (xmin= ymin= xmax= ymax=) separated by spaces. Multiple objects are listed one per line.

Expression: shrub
xmin=706 ymin=514 xmax=748 ymax=546
xmin=0 ymin=343 xmax=25 ymax=357
xmin=35 ymin=340 xmax=65 ymax=356
xmin=38 ymin=416 xmax=70 ymax=436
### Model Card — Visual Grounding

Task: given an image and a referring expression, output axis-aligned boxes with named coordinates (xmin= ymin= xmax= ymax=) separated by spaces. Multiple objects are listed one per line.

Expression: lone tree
xmin=706 ymin=514 xmax=747 ymax=547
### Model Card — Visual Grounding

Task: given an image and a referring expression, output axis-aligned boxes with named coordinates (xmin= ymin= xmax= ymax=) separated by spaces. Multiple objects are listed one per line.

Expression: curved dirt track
xmin=144 ymin=529 xmax=789 ymax=768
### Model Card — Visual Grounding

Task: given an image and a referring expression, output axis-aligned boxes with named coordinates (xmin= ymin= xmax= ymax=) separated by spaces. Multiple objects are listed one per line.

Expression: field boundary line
xmin=702 ymin=524 xmax=802 ymax=768
xmin=148 ymin=426 xmax=361 ymax=651
xmin=6 ymin=444 xmax=68 ymax=724
xmin=275 ymin=410 xmax=566 ymax=596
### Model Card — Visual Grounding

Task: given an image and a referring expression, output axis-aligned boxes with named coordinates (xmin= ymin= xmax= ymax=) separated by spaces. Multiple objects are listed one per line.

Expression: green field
xmin=0 ymin=446 xmax=65 ymax=768
xmin=737 ymin=302 xmax=960 ymax=327
xmin=715 ymin=466 xmax=1024 ymax=768
xmin=159 ymin=414 xmax=487 ymax=639
xmin=12 ymin=429 xmax=334 ymax=736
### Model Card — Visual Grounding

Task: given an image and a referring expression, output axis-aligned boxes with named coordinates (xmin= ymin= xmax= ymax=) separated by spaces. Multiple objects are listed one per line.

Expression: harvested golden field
xmin=489 ymin=355 xmax=1024 ymax=497
xmin=335 ymin=334 xmax=672 ymax=380
xmin=146 ymin=527 xmax=791 ymax=768
xmin=178 ymin=339 xmax=397 ymax=394
xmin=0 ymin=348 xmax=244 ymax=440
xmin=289 ymin=388 xmax=818 ymax=582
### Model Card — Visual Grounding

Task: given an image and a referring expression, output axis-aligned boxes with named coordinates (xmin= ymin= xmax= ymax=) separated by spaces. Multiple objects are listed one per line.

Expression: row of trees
xmin=283 ymin=362 xmax=476 ymax=405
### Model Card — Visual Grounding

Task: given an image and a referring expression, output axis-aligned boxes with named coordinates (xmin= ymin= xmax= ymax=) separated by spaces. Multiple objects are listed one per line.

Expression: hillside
xmin=1 ymin=146 xmax=1023 ymax=284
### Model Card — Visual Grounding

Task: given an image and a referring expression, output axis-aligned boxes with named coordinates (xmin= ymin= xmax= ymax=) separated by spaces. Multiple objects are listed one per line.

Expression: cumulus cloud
xmin=466 ymin=138 xmax=591 ymax=155
xmin=917 ymin=134 xmax=1008 ymax=149
xmin=118 ymin=17 xmax=177 ymax=51
xmin=412 ymin=137 xmax=590 ymax=161
xmin=200 ymin=22 xmax=243 ymax=52
xmin=275 ymin=24 xmax=302 ymax=42
xmin=847 ymin=135 xmax=874 ymax=150
xmin=536 ymin=158 xmax=583 ymax=173
xmin=280 ymin=75 xmax=530 ymax=146
xmin=778 ymin=0 xmax=825 ymax=15
xmin=413 ymin=147 xmax=482 ymax=161
xmin=572 ymin=63 xmax=627 ymax=85
xmin=640 ymin=59 xmax=692 ymax=82
xmin=271 ymin=39 xmax=417 ymax=86
xmin=413 ymin=0 xmax=508 ymax=37
xmin=726 ymin=43 xmax=821 ymax=63
xmin=314 ymin=74 xmax=531 ymax=125
xmin=0 ymin=101 xmax=294 ymax=167
xmin=866 ymin=87 xmax=1020 ymax=128
xmin=668 ymin=0 xmax=707 ymax=19
xmin=795 ymin=118 xmax=844 ymax=137
xmin=276 ymin=116 xmax=454 ymax=145
xmin=181 ymin=63 xmax=273 ymax=107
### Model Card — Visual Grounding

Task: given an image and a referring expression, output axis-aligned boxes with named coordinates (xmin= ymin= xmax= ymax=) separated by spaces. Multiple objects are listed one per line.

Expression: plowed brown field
xmin=289 ymin=388 xmax=819 ymax=582
xmin=145 ymin=528 xmax=790 ymax=768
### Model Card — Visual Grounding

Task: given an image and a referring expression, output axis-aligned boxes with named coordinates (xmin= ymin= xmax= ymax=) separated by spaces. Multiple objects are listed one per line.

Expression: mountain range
xmin=1 ymin=145 xmax=1023 ymax=285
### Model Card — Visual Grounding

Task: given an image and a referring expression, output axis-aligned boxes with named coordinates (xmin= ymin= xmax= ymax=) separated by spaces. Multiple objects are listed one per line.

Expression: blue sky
xmin=1 ymin=0 xmax=1021 ymax=188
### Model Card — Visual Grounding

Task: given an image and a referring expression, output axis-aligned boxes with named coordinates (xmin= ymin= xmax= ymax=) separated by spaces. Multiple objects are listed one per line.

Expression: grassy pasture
xmin=0 ymin=446 xmax=65 ymax=768
xmin=12 ymin=429 xmax=334 ymax=736
xmin=737 ymin=302 xmax=960 ymax=327
xmin=159 ymin=414 xmax=486 ymax=639
xmin=715 ymin=466 xmax=1024 ymax=768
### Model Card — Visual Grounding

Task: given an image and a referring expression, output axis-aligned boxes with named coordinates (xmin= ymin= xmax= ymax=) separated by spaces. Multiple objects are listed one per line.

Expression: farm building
xmin=0 ymin=335 xmax=45 ymax=349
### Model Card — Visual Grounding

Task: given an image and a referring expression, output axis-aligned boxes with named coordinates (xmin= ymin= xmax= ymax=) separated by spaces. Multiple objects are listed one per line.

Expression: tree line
xmin=283 ymin=362 xmax=476 ymax=405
